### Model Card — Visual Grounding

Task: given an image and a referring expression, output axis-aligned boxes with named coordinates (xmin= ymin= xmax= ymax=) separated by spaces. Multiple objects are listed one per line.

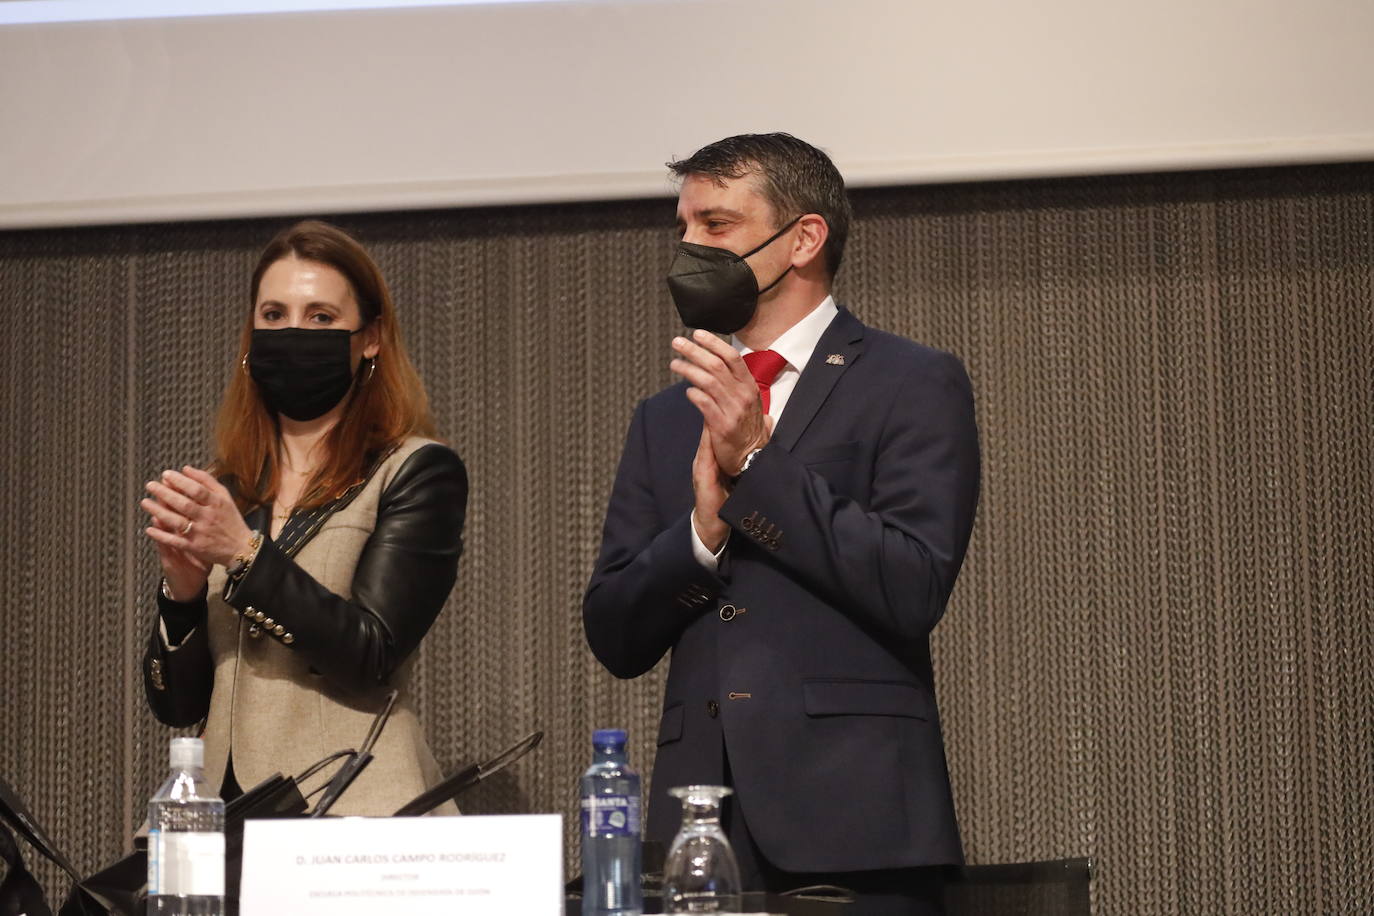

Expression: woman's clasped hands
xmin=141 ymin=466 xmax=255 ymax=601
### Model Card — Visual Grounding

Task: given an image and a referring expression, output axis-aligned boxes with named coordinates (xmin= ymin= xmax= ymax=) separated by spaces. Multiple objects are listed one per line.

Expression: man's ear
xmin=791 ymin=213 xmax=830 ymax=272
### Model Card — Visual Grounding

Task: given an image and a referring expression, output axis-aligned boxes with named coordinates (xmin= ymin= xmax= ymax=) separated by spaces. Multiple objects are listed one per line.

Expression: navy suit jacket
xmin=583 ymin=306 xmax=980 ymax=873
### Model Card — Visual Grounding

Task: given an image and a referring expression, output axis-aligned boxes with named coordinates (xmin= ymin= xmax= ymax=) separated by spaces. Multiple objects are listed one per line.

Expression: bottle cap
xmin=169 ymin=737 xmax=204 ymax=770
xmin=592 ymin=728 xmax=627 ymax=748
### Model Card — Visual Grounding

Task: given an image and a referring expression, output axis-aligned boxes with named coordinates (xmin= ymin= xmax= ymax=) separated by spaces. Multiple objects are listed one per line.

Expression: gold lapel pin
xmin=825 ymin=354 xmax=845 ymax=366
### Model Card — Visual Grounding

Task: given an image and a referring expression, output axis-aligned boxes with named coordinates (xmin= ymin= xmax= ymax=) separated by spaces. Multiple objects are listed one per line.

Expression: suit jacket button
xmin=706 ymin=699 xmax=719 ymax=718
xmin=719 ymin=604 xmax=736 ymax=621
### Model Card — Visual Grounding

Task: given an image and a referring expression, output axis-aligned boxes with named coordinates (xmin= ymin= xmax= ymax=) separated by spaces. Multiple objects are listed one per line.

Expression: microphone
xmin=392 ymin=731 xmax=543 ymax=817
xmin=309 ymin=689 xmax=398 ymax=817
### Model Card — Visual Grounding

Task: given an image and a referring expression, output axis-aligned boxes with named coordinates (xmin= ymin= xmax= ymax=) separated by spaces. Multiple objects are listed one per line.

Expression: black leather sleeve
xmin=143 ymin=587 xmax=214 ymax=727
xmin=160 ymin=585 xmax=207 ymax=646
xmin=222 ymin=443 xmax=467 ymax=695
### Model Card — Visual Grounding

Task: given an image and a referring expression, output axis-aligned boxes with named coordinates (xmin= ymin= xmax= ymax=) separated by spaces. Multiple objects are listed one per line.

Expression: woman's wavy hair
xmin=214 ymin=220 xmax=435 ymax=512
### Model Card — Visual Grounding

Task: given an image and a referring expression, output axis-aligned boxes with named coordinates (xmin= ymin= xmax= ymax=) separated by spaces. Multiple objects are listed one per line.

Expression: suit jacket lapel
xmin=771 ymin=306 xmax=865 ymax=452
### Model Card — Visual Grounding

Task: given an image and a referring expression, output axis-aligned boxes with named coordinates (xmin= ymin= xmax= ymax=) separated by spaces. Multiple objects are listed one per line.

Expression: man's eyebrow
xmin=692 ymin=207 xmax=745 ymax=220
xmin=675 ymin=206 xmax=745 ymax=231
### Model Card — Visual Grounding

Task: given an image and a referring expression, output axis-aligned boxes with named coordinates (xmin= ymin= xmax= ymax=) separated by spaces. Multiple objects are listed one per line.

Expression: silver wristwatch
xmin=736 ymin=448 xmax=764 ymax=477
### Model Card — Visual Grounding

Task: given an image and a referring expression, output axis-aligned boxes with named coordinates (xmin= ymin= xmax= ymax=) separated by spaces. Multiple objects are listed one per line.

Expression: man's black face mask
xmin=666 ymin=215 xmax=801 ymax=334
xmin=248 ymin=327 xmax=366 ymax=421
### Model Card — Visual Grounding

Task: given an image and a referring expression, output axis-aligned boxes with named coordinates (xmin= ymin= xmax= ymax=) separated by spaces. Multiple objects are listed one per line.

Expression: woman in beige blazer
xmin=138 ymin=220 xmax=465 ymax=816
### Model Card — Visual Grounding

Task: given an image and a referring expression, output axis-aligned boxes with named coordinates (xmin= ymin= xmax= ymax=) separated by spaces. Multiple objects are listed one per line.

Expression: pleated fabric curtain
xmin=0 ymin=162 xmax=1370 ymax=915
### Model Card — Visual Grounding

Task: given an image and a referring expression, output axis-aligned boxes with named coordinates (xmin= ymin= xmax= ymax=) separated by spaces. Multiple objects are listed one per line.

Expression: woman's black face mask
xmin=666 ymin=215 xmax=801 ymax=334
xmin=248 ymin=327 xmax=366 ymax=422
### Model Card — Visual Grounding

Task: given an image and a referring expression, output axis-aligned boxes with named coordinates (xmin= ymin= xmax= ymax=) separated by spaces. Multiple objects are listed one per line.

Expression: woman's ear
xmin=362 ymin=322 xmax=381 ymax=361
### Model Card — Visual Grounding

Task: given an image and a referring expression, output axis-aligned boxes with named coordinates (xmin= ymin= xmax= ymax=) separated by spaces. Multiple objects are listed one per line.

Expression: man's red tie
xmin=742 ymin=349 xmax=788 ymax=414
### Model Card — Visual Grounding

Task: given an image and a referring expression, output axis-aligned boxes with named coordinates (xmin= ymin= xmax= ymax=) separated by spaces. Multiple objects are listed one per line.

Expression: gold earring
xmin=241 ymin=354 xmax=248 ymax=373
xmin=367 ymin=357 xmax=378 ymax=383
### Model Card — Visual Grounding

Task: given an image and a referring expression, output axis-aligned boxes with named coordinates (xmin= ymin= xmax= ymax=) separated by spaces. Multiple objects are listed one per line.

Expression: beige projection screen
xmin=2 ymin=0 xmax=1373 ymax=229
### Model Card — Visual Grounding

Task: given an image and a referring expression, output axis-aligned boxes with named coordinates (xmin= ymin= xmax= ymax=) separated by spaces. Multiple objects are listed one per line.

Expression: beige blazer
xmin=191 ymin=437 xmax=456 ymax=816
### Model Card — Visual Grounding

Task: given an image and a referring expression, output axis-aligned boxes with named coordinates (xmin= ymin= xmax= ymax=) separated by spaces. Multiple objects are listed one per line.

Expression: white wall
xmin=2 ymin=0 xmax=1372 ymax=228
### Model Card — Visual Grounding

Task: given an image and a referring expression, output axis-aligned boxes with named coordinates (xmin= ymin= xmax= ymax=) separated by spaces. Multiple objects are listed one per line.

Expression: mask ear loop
xmin=741 ymin=214 xmax=803 ymax=296
xmin=739 ymin=214 xmax=804 ymax=259
xmin=756 ymin=263 xmax=793 ymax=297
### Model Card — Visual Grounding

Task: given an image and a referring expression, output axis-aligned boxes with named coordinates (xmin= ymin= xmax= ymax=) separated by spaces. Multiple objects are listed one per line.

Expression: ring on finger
xmin=181 ymin=520 xmax=193 ymax=536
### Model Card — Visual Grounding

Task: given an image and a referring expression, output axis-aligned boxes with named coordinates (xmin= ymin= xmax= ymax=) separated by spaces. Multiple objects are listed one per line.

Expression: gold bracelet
xmin=226 ymin=530 xmax=264 ymax=580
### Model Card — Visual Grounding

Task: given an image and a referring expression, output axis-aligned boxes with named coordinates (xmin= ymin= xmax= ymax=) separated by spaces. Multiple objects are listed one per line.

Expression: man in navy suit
xmin=584 ymin=133 xmax=980 ymax=912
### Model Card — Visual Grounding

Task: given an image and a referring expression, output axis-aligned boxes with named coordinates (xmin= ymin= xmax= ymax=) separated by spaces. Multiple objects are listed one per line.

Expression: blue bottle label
xmin=146 ymin=829 xmax=159 ymax=894
xmin=581 ymin=794 xmax=641 ymax=837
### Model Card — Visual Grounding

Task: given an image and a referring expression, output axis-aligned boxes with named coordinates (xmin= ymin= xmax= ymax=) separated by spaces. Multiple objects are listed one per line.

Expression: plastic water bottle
xmin=147 ymin=737 xmax=225 ymax=915
xmin=580 ymin=728 xmax=643 ymax=916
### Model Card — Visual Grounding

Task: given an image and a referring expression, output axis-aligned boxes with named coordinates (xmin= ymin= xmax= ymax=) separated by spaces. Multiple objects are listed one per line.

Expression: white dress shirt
xmin=690 ymin=295 xmax=840 ymax=569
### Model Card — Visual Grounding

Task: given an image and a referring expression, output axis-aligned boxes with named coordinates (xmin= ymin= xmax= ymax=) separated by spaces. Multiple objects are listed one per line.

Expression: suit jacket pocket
xmin=802 ymin=678 xmax=932 ymax=721
xmin=657 ymin=703 xmax=684 ymax=746
xmin=796 ymin=441 xmax=860 ymax=466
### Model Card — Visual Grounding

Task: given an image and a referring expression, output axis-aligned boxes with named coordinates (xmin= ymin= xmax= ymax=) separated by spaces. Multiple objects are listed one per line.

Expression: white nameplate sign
xmin=240 ymin=814 xmax=562 ymax=915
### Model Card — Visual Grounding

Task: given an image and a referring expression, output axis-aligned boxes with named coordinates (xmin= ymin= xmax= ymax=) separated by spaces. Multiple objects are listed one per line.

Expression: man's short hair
xmin=667 ymin=132 xmax=853 ymax=278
